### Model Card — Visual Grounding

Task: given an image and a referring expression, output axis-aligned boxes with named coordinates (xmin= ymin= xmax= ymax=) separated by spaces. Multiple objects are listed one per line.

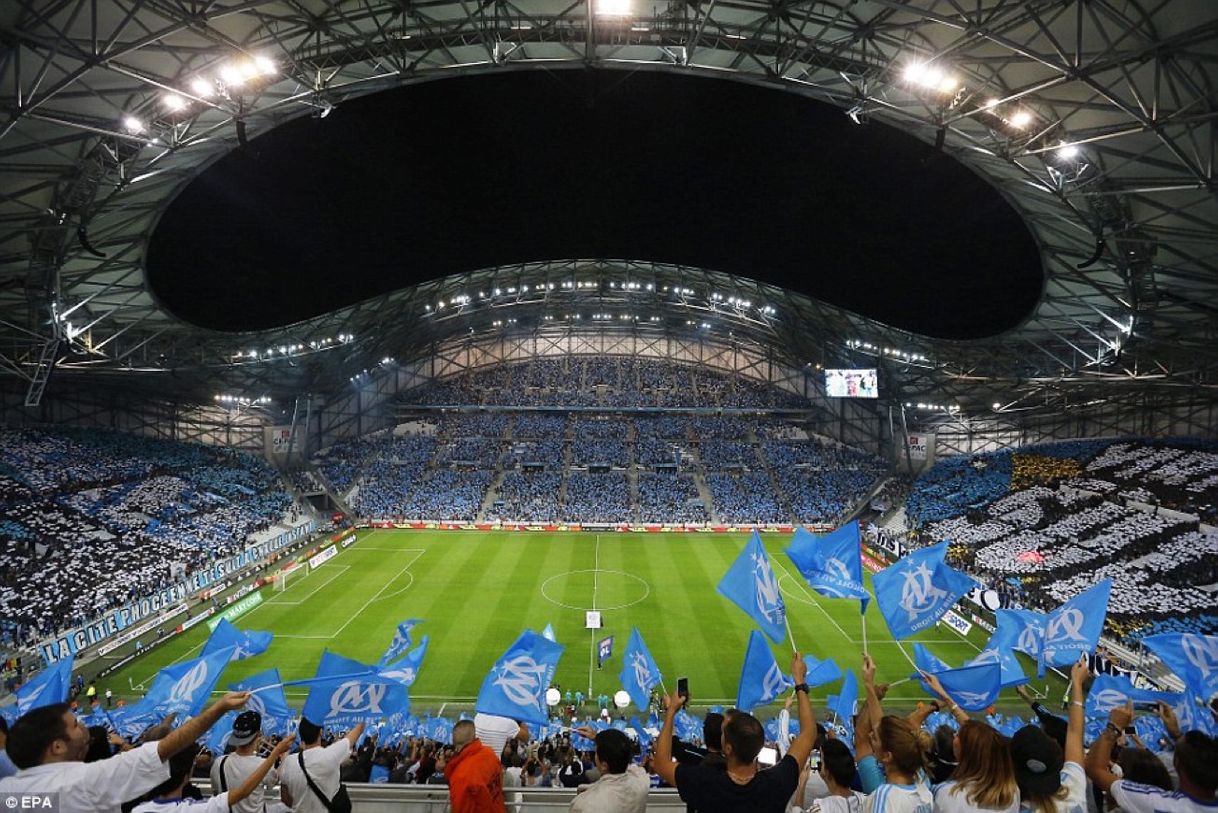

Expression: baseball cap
xmin=1011 ymin=725 xmax=1064 ymax=798
xmin=229 ymin=710 xmax=262 ymax=746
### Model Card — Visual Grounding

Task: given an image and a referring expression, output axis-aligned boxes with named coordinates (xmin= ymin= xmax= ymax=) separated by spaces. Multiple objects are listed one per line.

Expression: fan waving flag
xmin=378 ymin=619 xmax=422 ymax=666
xmin=1142 ymin=634 xmax=1218 ymax=703
xmin=145 ymin=647 xmax=234 ymax=717
xmin=1038 ymin=580 xmax=1112 ymax=676
xmin=996 ymin=609 xmax=1046 ymax=659
xmin=300 ymin=650 xmax=410 ymax=728
xmin=830 ymin=670 xmax=858 ymax=740
xmin=475 ymin=630 xmax=564 ymax=726
xmin=619 ymin=628 xmax=662 ymax=711
xmin=16 ymin=655 xmax=74 ymax=714
xmin=912 ymin=643 xmax=952 ymax=694
xmin=968 ymin=630 xmax=1029 ymax=688
xmin=926 ymin=661 xmax=1002 ymax=712
xmin=784 ymin=522 xmax=869 ymax=613
xmin=802 ymin=653 xmax=843 ymax=688
xmin=229 ymin=668 xmax=296 ymax=735
xmin=872 ymin=542 xmax=976 ymax=640
xmin=736 ymin=630 xmax=794 ymax=712
xmin=202 ymin=618 xmax=273 ymax=661
xmin=718 ymin=531 xmax=787 ymax=644
xmin=379 ymin=636 xmax=429 ymax=688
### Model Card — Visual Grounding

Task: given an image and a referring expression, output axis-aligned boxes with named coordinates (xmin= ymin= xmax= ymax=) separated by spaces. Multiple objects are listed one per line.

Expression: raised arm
xmin=156 ymin=692 xmax=251 ymax=761
xmin=1064 ymin=657 xmax=1087 ymax=766
xmin=652 ymin=689 xmax=683 ymax=787
xmin=788 ymin=652 xmax=818 ymax=766
xmin=921 ymin=671 xmax=969 ymax=725
xmin=1084 ymin=698 xmax=1128 ymax=793
xmin=344 ymin=721 xmax=367 ymax=749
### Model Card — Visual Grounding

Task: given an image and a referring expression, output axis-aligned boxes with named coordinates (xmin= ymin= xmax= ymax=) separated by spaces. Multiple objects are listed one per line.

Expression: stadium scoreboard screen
xmin=825 ymin=368 xmax=878 ymax=398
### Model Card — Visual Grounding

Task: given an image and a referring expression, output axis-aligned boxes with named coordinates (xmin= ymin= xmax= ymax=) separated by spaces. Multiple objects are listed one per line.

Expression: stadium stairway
xmin=756 ymin=442 xmax=796 ymax=524
xmin=477 ymin=466 xmax=507 ymax=523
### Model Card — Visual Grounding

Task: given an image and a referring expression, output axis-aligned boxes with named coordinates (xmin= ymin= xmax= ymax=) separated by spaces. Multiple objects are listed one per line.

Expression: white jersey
xmin=933 ymin=779 xmax=1020 ymax=813
xmin=810 ymin=790 xmax=866 ymax=813
xmin=210 ymin=752 xmax=279 ymax=813
xmin=863 ymin=782 xmax=933 ymax=813
xmin=1111 ymin=780 xmax=1216 ymax=813
xmin=131 ymin=793 xmax=230 ymax=812
xmin=0 ymin=741 xmax=169 ymax=813
xmin=279 ymin=739 xmax=349 ymax=813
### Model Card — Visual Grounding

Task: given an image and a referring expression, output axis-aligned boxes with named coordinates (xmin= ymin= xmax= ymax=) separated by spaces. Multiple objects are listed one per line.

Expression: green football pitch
xmin=102 ymin=529 xmax=1064 ymax=715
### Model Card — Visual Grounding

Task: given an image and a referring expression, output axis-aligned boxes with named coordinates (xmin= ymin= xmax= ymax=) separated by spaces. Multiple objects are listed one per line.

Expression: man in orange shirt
xmin=444 ymin=719 xmax=506 ymax=813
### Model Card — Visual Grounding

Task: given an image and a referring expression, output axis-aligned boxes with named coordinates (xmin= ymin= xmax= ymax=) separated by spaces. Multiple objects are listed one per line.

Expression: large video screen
xmin=825 ymin=368 xmax=878 ymax=398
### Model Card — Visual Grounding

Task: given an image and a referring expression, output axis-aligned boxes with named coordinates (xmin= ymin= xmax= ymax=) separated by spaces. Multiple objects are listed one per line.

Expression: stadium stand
xmin=0 ymin=428 xmax=300 ymax=648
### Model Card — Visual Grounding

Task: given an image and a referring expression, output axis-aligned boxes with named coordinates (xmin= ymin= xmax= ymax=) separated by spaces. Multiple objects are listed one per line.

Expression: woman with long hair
xmin=857 ymin=655 xmax=934 ymax=813
xmin=933 ymin=721 xmax=1019 ymax=813
xmin=1012 ymin=658 xmax=1089 ymax=813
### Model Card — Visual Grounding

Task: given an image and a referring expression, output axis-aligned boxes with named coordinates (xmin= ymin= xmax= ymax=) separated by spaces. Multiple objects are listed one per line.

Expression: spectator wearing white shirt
xmin=474 ymin=713 xmax=529 ymax=757
xmin=209 ymin=711 xmax=284 ymax=813
xmin=1012 ymin=659 xmax=1089 ymax=813
xmin=131 ymin=735 xmax=293 ymax=813
xmin=805 ymin=739 xmax=864 ymax=813
xmin=278 ymin=718 xmax=364 ymax=813
xmin=933 ymin=721 xmax=1019 ymax=813
xmin=0 ymin=691 xmax=251 ymax=813
xmin=569 ymin=726 xmax=648 ymax=813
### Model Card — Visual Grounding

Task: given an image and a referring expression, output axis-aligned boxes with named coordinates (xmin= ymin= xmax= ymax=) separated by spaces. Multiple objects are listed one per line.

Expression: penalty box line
xmin=279 ymin=548 xmax=426 ymax=640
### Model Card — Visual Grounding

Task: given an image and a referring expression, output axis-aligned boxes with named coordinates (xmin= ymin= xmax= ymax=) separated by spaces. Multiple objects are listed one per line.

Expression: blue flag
xmin=717 ymin=531 xmax=787 ymax=644
xmin=996 ymin=609 xmax=1046 ymax=659
xmin=380 ymin=636 xmax=429 ymax=688
xmin=736 ymin=630 xmax=794 ymax=712
xmin=1039 ymin=580 xmax=1112 ymax=675
xmin=203 ymin=710 xmax=239 ymax=754
xmin=475 ymin=630 xmax=564 ymax=726
xmin=228 ymin=668 xmax=295 ymax=734
xmin=673 ymin=709 xmax=702 ymax=742
xmin=968 ymin=630 xmax=1029 ymax=688
xmin=872 ymin=542 xmax=975 ymax=640
xmin=629 ymin=716 xmax=653 ymax=749
xmin=785 ymin=522 xmax=870 ymax=613
xmin=300 ymin=650 xmax=410 ymax=728
xmin=426 ymin=715 xmax=453 ymax=744
xmin=1142 ymin=634 xmax=1218 ymax=704
xmin=927 ymin=661 xmax=1002 ymax=712
xmin=830 ymin=670 xmax=858 ymax=739
xmin=369 ymin=764 xmax=390 ymax=783
xmin=1085 ymin=674 xmax=1175 ymax=718
xmin=378 ymin=619 xmax=422 ymax=666
xmin=802 ymin=653 xmax=843 ymax=688
xmin=1169 ymin=690 xmax=1218 ymax=737
xmin=144 ymin=647 xmax=234 ymax=717
xmin=202 ymin=618 xmax=273 ymax=662
xmin=16 ymin=655 xmax=74 ymax=714
xmin=542 ymin=623 xmax=557 ymax=643
xmin=106 ymin=700 xmax=163 ymax=741
xmin=619 ymin=628 xmax=662 ymax=711
xmin=913 ymin=643 xmax=952 ymax=694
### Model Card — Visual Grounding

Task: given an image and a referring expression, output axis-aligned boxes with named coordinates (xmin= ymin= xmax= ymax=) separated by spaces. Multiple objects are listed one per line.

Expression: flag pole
xmin=861 ymin=610 xmax=868 ymax=656
xmin=895 ymin=640 xmax=919 ymax=672
xmin=784 ymin=614 xmax=798 ymax=654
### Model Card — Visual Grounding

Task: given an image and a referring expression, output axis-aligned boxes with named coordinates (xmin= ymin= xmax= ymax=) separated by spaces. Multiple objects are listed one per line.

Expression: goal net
xmin=272 ymin=566 xmax=298 ymax=592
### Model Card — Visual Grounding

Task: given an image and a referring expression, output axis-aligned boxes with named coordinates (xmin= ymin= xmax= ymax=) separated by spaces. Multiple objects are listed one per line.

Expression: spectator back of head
xmin=7 ymin=704 xmax=71 ymax=769
xmin=298 ymin=718 xmax=322 ymax=746
xmin=1175 ymin=731 xmax=1218 ymax=795
xmin=722 ymin=712 xmax=765 ymax=766
xmin=594 ymin=729 xmax=632 ymax=774
xmin=821 ymin=739 xmax=856 ymax=787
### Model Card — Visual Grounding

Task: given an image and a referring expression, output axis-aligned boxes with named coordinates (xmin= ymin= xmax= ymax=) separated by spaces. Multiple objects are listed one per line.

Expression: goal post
xmin=272 ymin=566 xmax=298 ymax=592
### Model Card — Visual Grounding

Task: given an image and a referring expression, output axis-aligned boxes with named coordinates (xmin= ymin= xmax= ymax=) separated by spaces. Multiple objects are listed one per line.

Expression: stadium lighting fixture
xmin=237 ymin=60 xmax=260 ymax=80
xmin=190 ymin=77 xmax=215 ymax=97
xmin=163 ymin=94 xmax=186 ymax=111
xmin=122 ymin=115 xmax=145 ymax=133
xmin=1009 ymin=110 xmax=1032 ymax=128
xmin=595 ymin=0 xmax=631 ymax=15
xmin=938 ymin=75 xmax=958 ymax=92
xmin=218 ymin=63 xmax=244 ymax=86
xmin=254 ymin=56 xmax=277 ymax=75
xmin=1056 ymin=143 xmax=1080 ymax=160
xmin=992 ymin=402 xmax=1002 ymax=410
xmin=985 ymin=98 xmax=1001 ymax=108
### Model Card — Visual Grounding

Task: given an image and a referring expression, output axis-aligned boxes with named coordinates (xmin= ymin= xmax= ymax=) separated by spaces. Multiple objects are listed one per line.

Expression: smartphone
xmin=1124 ymin=726 xmax=1136 ymax=735
xmin=809 ymin=749 xmax=821 ymax=770
xmin=757 ymin=746 xmax=778 ymax=767
xmin=1131 ymin=701 xmax=1160 ymax=711
xmin=677 ymin=677 xmax=689 ymax=705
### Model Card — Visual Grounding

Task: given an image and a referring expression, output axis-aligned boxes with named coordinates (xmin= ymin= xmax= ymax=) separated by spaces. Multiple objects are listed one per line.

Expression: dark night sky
xmin=147 ymin=69 xmax=1043 ymax=339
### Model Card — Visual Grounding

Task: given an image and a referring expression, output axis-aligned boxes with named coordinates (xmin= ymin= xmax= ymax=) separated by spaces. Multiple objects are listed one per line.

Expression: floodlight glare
xmin=219 ymin=63 xmax=244 ymax=85
xmin=163 ymin=94 xmax=186 ymax=111
xmin=937 ymin=75 xmax=958 ymax=92
xmin=190 ymin=77 xmax=215 ymax=97
xmin=238 ymin=60 xmax=260 ymax=80
xmin=254 ymin=56 xmax=277 ymax=75
xmin=122 ymin=115 xmax=144 ymax=133
xmin=1009 ymin=110 xmax=1032 ymax=128
xmin=904 ymin=63 xmax=928 ymax=83
xmin=1056 ymin=143 xmax=1080 ymax=160
xmin=992 ymin=402 xmax=1002 ymax=410
xmin=595 ymin=0 xmax=631 ymax=14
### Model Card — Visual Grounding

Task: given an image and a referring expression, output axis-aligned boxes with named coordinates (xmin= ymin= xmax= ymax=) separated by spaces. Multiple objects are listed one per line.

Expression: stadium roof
xmin=0 ymin=0 xmax=1216 ymax=419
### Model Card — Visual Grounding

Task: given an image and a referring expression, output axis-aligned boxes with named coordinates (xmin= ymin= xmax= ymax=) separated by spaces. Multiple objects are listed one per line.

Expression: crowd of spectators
xmin=707 ymin=472 xmax=787 ymax=524
xmin=638 ymin=473 xmax=707 ymax=523
xmin=486 ymin=472 xmax=562 ymax=522
xmin=562 ymin=473 xmax=631 ymax=523
xmin=0 ymin=428 xmax=299 ymax=648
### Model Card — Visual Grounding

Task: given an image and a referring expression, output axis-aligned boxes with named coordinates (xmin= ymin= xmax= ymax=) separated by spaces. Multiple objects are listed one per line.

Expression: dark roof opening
xmin=147 ymin=68 xmax=1042 ymax=339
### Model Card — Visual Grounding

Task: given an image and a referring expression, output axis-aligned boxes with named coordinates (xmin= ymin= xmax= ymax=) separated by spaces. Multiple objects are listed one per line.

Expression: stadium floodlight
xmin=218 ymin=63 xmax=244 ymax=85
xmin=238 ymin=60 xmax=260 ymax=80
xmin=938 ymin=75 xmax=958 ymax=92
xmin=122 ymin=115 xmax=145 ymax=133
xmin=984 ymin=97 xmax=1001 ymax=108
xmin=992 ymin=402 xmax=1002 ymax=410
xmin=190 ymin=77 xmax=215 ymax=97
xmin=1009 ymin=110 xmax=1032 ymax=128
xmin=163 ymin=94 xmax=186 ymax=111
xmin=254 ymin=55 xmax=277 ymax=75
xmin=595 ymin=0 xmax=631 ymax=15
xmin=1056 ymin=143 xmax=1080 ymax=160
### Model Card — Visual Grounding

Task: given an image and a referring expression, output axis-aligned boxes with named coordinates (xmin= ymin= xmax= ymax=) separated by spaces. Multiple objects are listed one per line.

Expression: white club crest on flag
xmin=761 ymin=662 xmax=788 ymax=704
xmin=1092 ymin=688 xmax=1130 ymax=713
xmin=899 ymin=562 xmax=948 ymax=621
xmin=168 ymin=661 xmax=210 ymax=705
xmin=752 ymin=551 xmax=784 ymax=625
xmin=973 ymin=648 xmax=1000 ymax=665
xmin=954 ymin=690 xmax=992 ymax=708
xmin=1045 ymin=608 xmax=1086 ymax=644
xmin=631 ymin=652 xmax=653 ymax=692
xmin=1017 ymin=626 xmax=1041 ymax=655
xmin=824 ymin=557 xmax=852 ymax=583
xmin=493 ymin=655 xmax=548 ymax=708
xmin=329 ymin=681 xmax=387 ymax=718
xmin=246 ymin=692 xmax=267 ymax=715
xmin=1183 ymin=634 xmax=1218 ymax=678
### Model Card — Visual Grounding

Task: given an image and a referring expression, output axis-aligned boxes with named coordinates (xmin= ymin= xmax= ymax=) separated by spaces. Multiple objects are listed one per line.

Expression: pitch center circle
xmin=540 ymin=569 xmax=651 ymax=611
